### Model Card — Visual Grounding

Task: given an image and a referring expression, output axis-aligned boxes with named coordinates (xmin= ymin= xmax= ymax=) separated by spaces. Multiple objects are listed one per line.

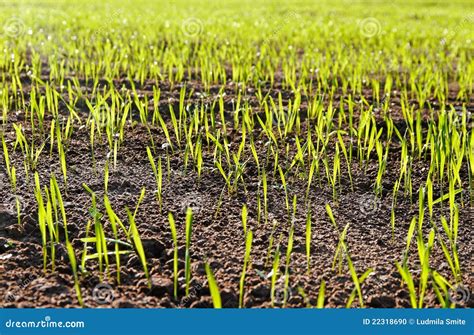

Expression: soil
xmin=0 ymin=75 xmax=473 ymax=308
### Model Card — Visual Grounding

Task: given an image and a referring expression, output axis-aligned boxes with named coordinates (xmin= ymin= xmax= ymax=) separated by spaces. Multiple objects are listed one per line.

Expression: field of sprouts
xmin=0 ymin=0 xmax=472 ymax=308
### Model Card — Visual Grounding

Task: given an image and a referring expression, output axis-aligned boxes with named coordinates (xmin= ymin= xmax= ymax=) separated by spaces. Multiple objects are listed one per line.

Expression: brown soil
xmin=0 ymin=76 xmax=472 ymax=308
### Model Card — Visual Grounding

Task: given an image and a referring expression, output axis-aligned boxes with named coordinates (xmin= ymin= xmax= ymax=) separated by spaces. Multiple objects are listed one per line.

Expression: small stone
xmin=0 ymin=237 xmax=10 ymax=252
xmin=160 ymin=296 xmax=174 ymax=308
xmin=112 ymin=300 xmax=136 ymax=308
xmin=127 ymin=255 xmax=139 ymax=268
xmin=0 ymin=205 xmax=16 ymax=228
xmin=192 ymin=261 xmax=206 ymax=275
xmin=141 ymin=238 xmax=166 ymax=259
xmin=220 ymin=289 xmax=238 ymax=308
xmin=368 ymin=295 xmax=396 ymax=308
xmin=0 ymin=253 xmax=13 ymax=260
xmin=251 ymin=284 xmax=270 ymax=299
xmin=190 ymin=297 xmax=212 ymax=308
xmin=149 ymin=278 xmax=174 ymax=297
xmin=165 ymin=258 xmax=184 ymax=270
